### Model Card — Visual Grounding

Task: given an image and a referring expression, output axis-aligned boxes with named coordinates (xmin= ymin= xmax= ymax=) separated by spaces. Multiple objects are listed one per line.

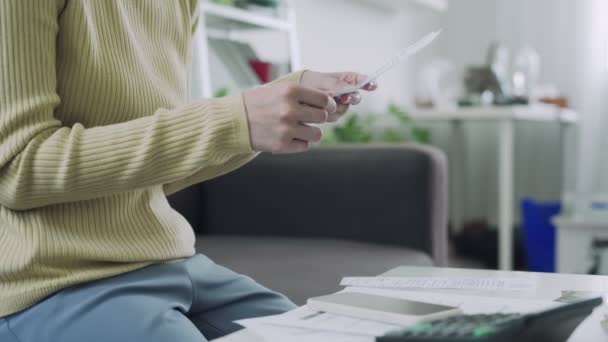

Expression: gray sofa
xmin=168 ymin=144 xmax=448 ymax=304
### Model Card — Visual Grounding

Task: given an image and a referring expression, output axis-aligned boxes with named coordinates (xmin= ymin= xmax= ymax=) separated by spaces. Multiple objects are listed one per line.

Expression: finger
xmin=336 ymin=103 xmax=349 ymax=115
xmin=273 ymin=140 xmax=309 ymax=154
xmin=327 ymin=103 xmax=349 ymax=122
xmin=292 ymin=104 xmax=328 ymax=124
xmin=332 ymin=72 xmax=377 ymax=91
xmin=295 ymin=87 xmax=337 ymax=112
xmin=327 ymin=113 xmax=340 ymax=122
xmin=292 ymin=123 xmax=323 ymax=143
xmin=284 ymin=139 xmax=309 ymax=154
xmin=335 ymin=92 xmax=361 ymax=105
xmin=362 ymin=80 xmax=378 ymax=91
xmin=336 ymin=94 xmax=352 ymax=105
xmin=331 ymin=72 xmax=365 ymax=85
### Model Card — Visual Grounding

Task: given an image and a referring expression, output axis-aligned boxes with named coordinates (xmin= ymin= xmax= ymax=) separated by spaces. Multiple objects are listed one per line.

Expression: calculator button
xmin=408 ymin=322 xmax=433 ymax=334
xmin=441 ymin=324 xmax=460 ymax=336
xmin=473 ymin=325 xmax=497 ymax=338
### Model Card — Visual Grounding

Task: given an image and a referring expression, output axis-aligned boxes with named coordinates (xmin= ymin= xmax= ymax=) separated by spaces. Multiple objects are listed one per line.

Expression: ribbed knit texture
xmin=0 ymin=0 xmax=302 ymax=316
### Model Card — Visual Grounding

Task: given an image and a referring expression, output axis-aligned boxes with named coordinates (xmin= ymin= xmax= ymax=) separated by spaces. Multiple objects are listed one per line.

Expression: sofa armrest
xmin=169 ymin=144 xmax=448 ymax=266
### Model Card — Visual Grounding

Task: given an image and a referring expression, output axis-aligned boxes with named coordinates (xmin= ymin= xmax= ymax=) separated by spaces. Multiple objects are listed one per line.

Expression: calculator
xmin=377 ymin=297 xmax=602 ymax=342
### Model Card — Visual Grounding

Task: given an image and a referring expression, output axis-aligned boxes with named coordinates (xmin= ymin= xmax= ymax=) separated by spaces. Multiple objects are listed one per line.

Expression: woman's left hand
xmin=300 ymin=71 xmax=378 ymax=122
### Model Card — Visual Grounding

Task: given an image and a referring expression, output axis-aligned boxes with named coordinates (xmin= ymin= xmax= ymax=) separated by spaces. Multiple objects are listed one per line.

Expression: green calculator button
xmin=409 ymin=323 xmax=433 ymax=333
xmin=473 ymin=325 xmax=497 ymax=338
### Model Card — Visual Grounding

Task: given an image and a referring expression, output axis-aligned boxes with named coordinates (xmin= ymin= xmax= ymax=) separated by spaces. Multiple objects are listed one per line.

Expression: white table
xmin=218 ymin=266 xmax=608 ymax=342
xmin=554 ymin=216 xmax=608 ymax=274
xmin=409 ymin=104 xmax=579 ymax=270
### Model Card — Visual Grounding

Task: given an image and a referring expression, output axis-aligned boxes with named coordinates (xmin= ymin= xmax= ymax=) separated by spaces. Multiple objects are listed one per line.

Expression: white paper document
xmin=343 ymin=287 xmax=559 ymax=315
xmin=235 ymin=321 xmax=375 ymax=342
xmin=237 ymin=306 xmax=399 ymax=337
xmin=234 ymin=287 xmax=560 ymax=342
xmin=341 ymin=276 xmax=538 ymax=292
xmin=333 ymin=29 xmax=442 ymax=97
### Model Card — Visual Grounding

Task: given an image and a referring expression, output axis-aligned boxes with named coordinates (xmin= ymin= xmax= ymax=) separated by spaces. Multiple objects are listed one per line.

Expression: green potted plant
xmin=321 ymin=103 xmax=431 ymax=145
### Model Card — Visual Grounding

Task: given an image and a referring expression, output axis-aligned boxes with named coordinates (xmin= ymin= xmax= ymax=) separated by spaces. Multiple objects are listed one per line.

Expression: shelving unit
xmin=194 ymin=1 xmax=301 ymax=98
xmin=409 ymin=104 xmax=578 ymax=270
xmin=354 ymin=0 xmax=448 ymax=12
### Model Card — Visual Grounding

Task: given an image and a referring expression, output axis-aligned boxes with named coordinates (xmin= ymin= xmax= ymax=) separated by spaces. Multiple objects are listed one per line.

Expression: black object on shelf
xmin=451 ymin=220 xmax=526 ymax=270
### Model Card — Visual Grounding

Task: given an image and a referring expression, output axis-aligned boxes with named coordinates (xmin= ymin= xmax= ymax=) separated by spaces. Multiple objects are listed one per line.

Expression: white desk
xmin=218 ymin=266 xmax=608 ymax=342
xmin=409 ymin=105 xmax=579 ymax=270
xmin=554 ymin=216 xmax=608 ymax=274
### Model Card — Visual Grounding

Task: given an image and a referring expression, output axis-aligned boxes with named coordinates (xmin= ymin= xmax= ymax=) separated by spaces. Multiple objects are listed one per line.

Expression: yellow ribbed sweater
xmin=0 ymin=0 xmax=300 ymax=317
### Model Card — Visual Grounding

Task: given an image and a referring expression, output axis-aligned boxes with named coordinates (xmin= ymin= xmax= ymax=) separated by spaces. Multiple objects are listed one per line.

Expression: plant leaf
xmin=381 ymin=128 xmax=405 ymax=143
xmin=387 ymin=103 xmax=411 ymax=124
xmin=410 ymin=127 xmax=432 ymax=144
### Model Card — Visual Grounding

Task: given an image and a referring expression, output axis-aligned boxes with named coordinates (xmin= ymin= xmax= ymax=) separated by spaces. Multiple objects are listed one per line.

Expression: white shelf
xmin=354 ymin=0 xmax=448 ymax=12
xmin=409 ymin=104 xmax=579 ymax=123
xmin=195 ymin=1 xmax=301 ymax=98
xmin=201 ymin=2 xmax=293 ymax=31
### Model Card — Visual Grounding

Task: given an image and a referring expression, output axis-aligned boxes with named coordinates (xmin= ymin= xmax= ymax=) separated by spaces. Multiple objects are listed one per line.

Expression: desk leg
xmin=450 ymin=120 xmax=465 ymax=234
xmin=498 ymin=120 xmax=514 ymax=270
xmin=559 ymin=122 xmax=577 ymax=193
xmin=557 ymin=227 xmax=592 ymax=273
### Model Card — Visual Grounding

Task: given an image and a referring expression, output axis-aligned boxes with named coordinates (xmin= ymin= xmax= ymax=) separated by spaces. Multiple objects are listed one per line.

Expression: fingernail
xmin=328 ymin=97 xmax=338 ymax=113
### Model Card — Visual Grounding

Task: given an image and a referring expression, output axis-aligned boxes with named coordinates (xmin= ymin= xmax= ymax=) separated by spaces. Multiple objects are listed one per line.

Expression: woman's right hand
xmin=243 ymin=83 xmax=337 ymax=154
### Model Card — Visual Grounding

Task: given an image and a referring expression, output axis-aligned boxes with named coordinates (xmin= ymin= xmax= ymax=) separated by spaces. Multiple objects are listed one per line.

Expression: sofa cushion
xmin=198 ymin=148 xmax=434 ymax=251
xmin=195 ymin=235 xmax=434 ymax=305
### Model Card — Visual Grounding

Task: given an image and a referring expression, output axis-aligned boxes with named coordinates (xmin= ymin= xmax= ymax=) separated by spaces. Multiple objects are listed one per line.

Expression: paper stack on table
xmin=235 ymin=274 xmax=558 ymax=342
xmin=340 ymin=276 xmax=538 ymax=292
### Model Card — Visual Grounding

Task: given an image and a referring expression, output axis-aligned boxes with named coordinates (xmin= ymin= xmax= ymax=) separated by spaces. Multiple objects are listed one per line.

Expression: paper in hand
xmin=333 ymin=29 xmax=442 ymax=98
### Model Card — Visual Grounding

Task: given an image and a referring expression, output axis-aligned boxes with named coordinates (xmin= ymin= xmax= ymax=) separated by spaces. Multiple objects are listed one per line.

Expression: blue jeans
xmin=0 ymin=254 xmax=295 ymax=341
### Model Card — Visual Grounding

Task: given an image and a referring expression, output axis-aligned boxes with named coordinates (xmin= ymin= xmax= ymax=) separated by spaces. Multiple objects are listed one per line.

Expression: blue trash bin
xmin=521 ymin=198 xmax=561 ymax=272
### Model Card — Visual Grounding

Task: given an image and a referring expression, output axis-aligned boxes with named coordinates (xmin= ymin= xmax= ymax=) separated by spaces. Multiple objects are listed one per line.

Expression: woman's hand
xmin=300 ymin=71 xmax=378 ymax=122
xmin=243 ymin=83 xmax=336 ymax=153
xmin=242 ymin=71 xmax=378 ymax=154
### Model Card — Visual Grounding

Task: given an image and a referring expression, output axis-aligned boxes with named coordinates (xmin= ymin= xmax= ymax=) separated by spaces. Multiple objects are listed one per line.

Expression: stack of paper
xmin=235 ymin=284 xmax=559 ymax=342
xmin=340 ymin=276 xmax=538 ymax=292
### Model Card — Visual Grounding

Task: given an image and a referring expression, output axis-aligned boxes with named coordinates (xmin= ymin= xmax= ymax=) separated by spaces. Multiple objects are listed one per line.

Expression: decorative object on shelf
xmin=460 ymin=42 xmax=543 ymax=107
xmin=462 ymin=66 xmax=503 ymax=105
xmin=512 ymin=46 xmax=541 ymax=101
xmin=415 ymin=58 xmax=458 ymax=108
xmin=195 ymin=1 xmax=300 ymax=99
xmin=322 ymin=103 xmax=431 ymax=145
xmin=488 ymin=41 xmax=512 ymax=98
xmin=208 ymin=38 xmax=260 ymax=89
xmin=248 ymin=59 xmax=272 ymax=83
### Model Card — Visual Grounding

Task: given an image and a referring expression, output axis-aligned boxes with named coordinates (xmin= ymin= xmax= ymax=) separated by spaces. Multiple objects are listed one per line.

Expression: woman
xmin=0 ymin=0 xmax=376 ymax=341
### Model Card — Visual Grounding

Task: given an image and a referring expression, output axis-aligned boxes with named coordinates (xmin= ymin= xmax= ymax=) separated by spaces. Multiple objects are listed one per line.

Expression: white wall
xmin=292 ymin=0 xmax=441 ymax=112
xmin=424 ymin=0 xmax=602 ymax=226
xmin=293 ymin=0 xmax=571 ymax=226
xmin=197 ymin=0 xmax=441 ymax=112
xmin=194 ymin=0 xmax=607 ymax=227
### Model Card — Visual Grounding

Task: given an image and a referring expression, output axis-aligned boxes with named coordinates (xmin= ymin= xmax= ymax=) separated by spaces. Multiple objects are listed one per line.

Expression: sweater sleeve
xmin=163 ymin=71 xmax=305 ymax=196
xmin=0 ymin=1 xmax=253 ymax=210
